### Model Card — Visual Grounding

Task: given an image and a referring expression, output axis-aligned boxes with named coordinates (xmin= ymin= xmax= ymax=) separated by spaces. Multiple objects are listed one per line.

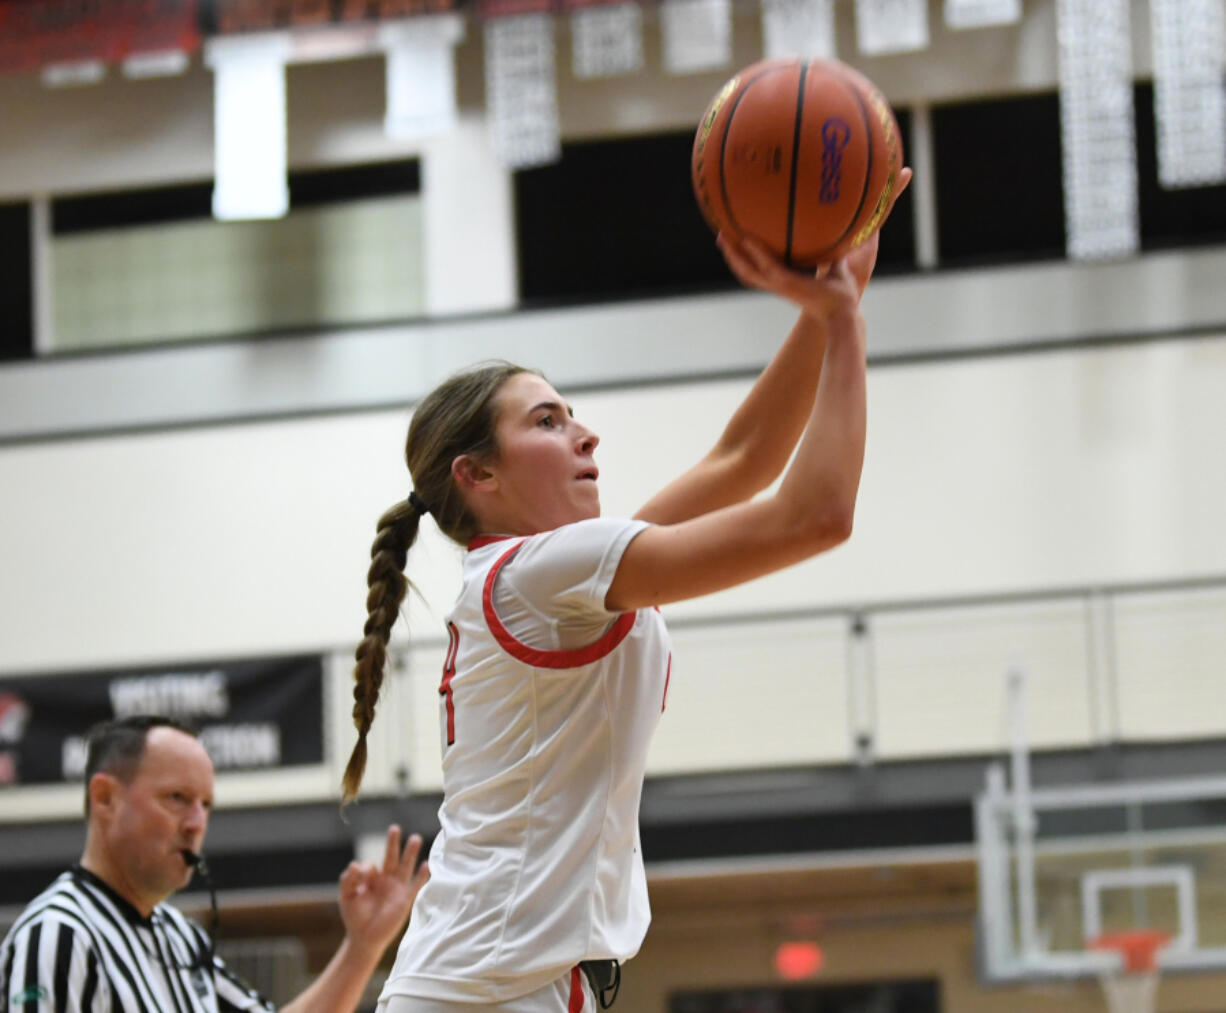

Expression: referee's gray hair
xmin=83 ymin=715 xmax=197 ymax=816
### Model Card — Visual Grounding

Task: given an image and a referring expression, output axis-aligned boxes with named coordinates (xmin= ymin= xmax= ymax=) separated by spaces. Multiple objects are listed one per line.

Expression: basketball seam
xmin=807 ymin=69 xmax=875 ymax=263
xmin=718 ymin=65 xmax=784 ymax=242
xmin=784 ymin=62 xmax=808 ymax=266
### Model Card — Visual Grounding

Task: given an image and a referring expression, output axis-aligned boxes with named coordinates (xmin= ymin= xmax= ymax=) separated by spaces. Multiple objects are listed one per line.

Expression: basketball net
xmin=1100 ymin=973 xmax=1159 ymax=1013
xmin=1091 ymin=931 xmax=1169 ymax=1013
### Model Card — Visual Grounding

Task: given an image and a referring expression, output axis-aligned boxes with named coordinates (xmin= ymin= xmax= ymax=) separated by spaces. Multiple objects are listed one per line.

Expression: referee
xmin=0 ymin=716 xmax=429 ymax=1012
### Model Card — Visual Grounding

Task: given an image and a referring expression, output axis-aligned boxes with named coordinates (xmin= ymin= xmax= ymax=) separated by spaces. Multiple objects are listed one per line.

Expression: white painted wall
xmin=0 ymin=0 xmax=1219 ymax=819
xmin=2 ymin=329 xmax=1225 ymax=815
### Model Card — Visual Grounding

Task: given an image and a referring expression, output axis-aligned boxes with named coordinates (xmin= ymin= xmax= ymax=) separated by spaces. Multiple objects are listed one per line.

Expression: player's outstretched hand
xmin=337 ymin=825 xmax=430 ymax=953
xmin=719 ymin=233 xmax=863 ymax=324
xmin=845 ymin=165 xmax=912 ymax=297
xmin=718 ymin=165 xmax=913 ymax=309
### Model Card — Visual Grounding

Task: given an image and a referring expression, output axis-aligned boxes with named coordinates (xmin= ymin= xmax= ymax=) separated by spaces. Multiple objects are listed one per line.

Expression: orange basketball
xmin=692 ymin=58 xmax=903 ymax=268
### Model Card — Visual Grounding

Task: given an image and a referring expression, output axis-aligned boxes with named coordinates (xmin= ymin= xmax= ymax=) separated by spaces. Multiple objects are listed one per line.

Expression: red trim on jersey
xmin=661 ymin=652 xmax=672 ymax=712
xmin=439 ymin=622 xmax=460 ymax=745
xmin=569 ymin=966 xmax=585 ymax=1012
xmin=483 ymin=542 xmax=637 ymax=669
xmin=468 ymin=534 xmax=514 ymax=550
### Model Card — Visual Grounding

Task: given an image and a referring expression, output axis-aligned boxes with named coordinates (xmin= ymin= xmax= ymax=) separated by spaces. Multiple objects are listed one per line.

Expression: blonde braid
xmin=341 ymin=500 xmax=419 ymax=805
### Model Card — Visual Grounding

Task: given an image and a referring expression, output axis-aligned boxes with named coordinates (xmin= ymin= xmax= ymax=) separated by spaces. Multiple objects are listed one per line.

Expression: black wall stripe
xmin=0 ymin=201 xmax=34 ymax=362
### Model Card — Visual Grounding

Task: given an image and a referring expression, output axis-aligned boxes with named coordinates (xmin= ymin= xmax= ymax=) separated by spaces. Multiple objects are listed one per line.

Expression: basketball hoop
xmin=1090 ymin=931 xmax=1170 ymax=1013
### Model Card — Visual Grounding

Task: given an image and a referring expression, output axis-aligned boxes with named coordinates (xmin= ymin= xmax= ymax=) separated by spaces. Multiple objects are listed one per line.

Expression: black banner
xmin=0 ymin=655 xmax=324 ymax=787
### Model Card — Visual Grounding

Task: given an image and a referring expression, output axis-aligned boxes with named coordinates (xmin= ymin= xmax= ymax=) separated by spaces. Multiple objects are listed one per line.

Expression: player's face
xmin=103 ymin=728 xmax=214 ymax=912
xmin=484 ymin=372 xmax=602 ymax=534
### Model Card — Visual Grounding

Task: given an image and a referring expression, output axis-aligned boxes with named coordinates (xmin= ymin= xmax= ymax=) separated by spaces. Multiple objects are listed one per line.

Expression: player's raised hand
xmin=845 ymin=166 xmax=912 ymax=297
xmin=718 ymin=233 xmax=862 ymax=325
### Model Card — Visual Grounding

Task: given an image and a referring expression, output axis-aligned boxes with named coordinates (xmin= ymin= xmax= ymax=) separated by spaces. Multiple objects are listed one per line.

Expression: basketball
xmin=692 ymin=58 xmax=904 ymax=268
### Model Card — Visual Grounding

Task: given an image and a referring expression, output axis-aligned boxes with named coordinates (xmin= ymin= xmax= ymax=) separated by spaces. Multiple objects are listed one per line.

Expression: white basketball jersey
xmin=381 ymin=518 xmax=672 ymax=1005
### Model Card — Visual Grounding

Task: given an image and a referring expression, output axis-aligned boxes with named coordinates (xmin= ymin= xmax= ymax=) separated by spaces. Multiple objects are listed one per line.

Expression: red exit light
xmin=773 ymin=941 xmax=824 ymax=980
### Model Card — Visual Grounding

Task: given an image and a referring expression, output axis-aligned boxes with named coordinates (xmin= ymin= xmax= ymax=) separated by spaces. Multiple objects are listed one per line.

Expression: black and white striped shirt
xmin=1 ymin=866 xmax=274 ymax=1012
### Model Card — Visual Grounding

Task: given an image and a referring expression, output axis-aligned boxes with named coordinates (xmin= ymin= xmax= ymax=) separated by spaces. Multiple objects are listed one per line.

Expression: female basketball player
xmin=349 ymin=170 xmax=910 ymax=1013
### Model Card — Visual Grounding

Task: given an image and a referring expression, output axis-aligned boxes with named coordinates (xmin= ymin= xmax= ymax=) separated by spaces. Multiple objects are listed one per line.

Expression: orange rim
xmin=1089 ymin=930 xmax=1172 ymax=973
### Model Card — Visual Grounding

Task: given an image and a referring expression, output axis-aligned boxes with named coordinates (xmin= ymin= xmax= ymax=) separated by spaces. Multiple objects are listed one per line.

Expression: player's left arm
xmin=635 ymin=168 xmax=911 ymax=528
xmin=632 ymin=300 xmax=831 ymax=526
xmin=278 ymin=826 xmax=429 ymax=1013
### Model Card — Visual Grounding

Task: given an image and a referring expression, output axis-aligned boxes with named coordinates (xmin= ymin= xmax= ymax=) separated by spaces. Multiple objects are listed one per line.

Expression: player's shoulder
xmin=520 ymin=516 xmax=648 ymax=558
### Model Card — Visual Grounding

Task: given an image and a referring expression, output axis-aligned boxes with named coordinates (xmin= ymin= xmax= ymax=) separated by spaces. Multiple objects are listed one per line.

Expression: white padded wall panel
xmin=403 ymin=641 xmax=450 ymax=793
xmin=1113 ymin=588 xmax=1226 ymax=741
xmin=871 ymin=600 xmax=1093 ymax=757
xmin=647 ymin=618 xmax=851 ymax=774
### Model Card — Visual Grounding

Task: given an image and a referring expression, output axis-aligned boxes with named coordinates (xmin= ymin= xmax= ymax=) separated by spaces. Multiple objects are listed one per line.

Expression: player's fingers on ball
xmin=827 ymin=257 xmax=854 ymax=284
xmin=740 ymin=236 xmax=786 ymax=275
xmin=716 ymin=231 xmax=752 ymax=267
xmin=884 ymin=168 xmax=913 ymax=216
xmin=719 ymin=242 xmax=766 ymax=288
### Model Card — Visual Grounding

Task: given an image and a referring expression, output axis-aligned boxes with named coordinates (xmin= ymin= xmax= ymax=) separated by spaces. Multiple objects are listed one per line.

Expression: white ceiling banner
xmin=41 ymin=60 xmax=107 ymax=86
xmin=121 ymin=50 xmax=191 ymax=78
xmin=855 ymin=0 xmax=929 ymax=54
xmin=571 ymin=2 xmax=645 ymax=78
xmin=660 ymin=0 xmax=733 ymax=74
xmin=943 ymin=0 xmax=1021 ymax=29
xmin=1150 ymin=0 xmax=1226 ymax=188
xmin=380 ymin=14 xmax=466 ymax=141
xmin=761 ymin=0 xmax=837 ymax=60
xmin=485 ymin=14 xmax=562 ymax=169
xmin=1056 ymin=0 xmax=1138 ymax=259
xmin=204 ymin=32 xmax=292 ymax=222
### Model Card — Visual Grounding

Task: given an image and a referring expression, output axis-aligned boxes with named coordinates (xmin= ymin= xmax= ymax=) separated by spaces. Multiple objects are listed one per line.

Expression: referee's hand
xmin=337 ymin=825 xmax=430 ymax=951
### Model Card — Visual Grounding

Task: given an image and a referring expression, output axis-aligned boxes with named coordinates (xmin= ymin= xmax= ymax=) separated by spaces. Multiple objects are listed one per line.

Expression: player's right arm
xmin=608 ymin=249 xmax=867 ymax=612
xmin=633 ymin=168 xmax=910 ymax=529
xmin=1 ymin=914 xmax=109 ymax=1013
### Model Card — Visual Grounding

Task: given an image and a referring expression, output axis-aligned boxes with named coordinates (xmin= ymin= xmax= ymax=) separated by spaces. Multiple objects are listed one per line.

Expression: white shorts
xmin=377 ymin=967 xmax=594 ymax=1013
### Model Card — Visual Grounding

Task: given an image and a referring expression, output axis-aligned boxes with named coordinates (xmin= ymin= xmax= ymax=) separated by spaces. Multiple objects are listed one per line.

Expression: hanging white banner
xmin=761 ymin=0 xmax=837 ymax=60
xmin=380 ymin=15 xmax=466 ymax=141
xmin=571 ymin=2 xmax=644 ymax=78
xmin=485 ymin=14 xmax=562 ymax=169
xmin=855 ymin=0 xmax=929 ymax=54
xmin=943 ymin=0 xmax=1021 ymax=29
xmin=661 ymin=0 xmax=733 ymax=74
xmin=1150 ymin=0 xmax=1226 ymax=188
xmin=205 ymin=32 xmax=292 ymax=221
xmin=1056 ymin=0 xmax=1138 ymax=258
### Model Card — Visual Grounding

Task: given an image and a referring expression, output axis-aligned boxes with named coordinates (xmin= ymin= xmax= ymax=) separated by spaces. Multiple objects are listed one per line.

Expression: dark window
xmin=515 ymin=130 xmax=736 ymax=305
xmin=1134 ymin=82 xmax=1226 ymax=251
xmin=515 ymin=119 xmax=916 ymax=308
xmin=932 ymin=92 xmax=1066 ymax=266
xmin=877 ymin=107 xmax=916 ymax=275
xmin=51 ymin=160 xmax=421 ymax=235
xmin=673 ymin=978 xmax=940 ymax=1013
xmin=0 ymin=201 xmax=34 ymax=362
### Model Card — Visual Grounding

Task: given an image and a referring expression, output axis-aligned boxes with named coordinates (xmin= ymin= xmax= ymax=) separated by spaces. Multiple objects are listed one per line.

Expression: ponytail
xmin=340 ymin=360 xmax=529 ymax=805
xmin=341 ymin=498 xmax=421 ymax=805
